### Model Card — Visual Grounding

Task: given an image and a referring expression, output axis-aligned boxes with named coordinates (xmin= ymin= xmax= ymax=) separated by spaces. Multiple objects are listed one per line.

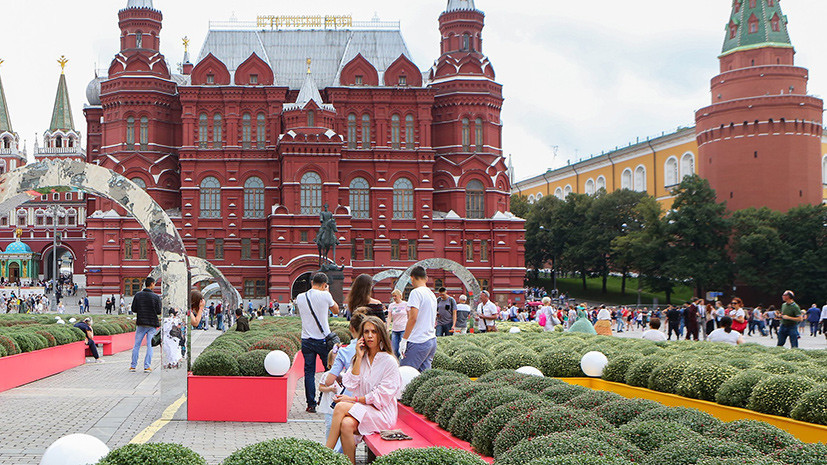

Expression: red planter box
xmin=86 ymin=331 xmax=144 ymax=357
xmin=0 ymin=341 xmax=87 ymax=393
xmin=187 ymin=351 xmax=325 ymax=422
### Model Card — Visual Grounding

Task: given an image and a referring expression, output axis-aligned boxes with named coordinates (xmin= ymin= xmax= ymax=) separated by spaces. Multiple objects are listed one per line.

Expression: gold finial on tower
xmin=0 ymin=59 xmax=4 ymax=67
xmin=57 ymin=56 xmax=69 ymax=74
xmin=183 ymin=36 xmax=190 ymax=53
xmin=306 ymin=57 xmax=312 ymax=74
xmin=14 ymin=228 xmax=22 ymax=239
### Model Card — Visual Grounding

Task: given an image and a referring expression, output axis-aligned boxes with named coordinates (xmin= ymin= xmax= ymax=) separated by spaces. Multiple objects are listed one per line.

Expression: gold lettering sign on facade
xmin=256 ymin=15 xmax=353 ymax=29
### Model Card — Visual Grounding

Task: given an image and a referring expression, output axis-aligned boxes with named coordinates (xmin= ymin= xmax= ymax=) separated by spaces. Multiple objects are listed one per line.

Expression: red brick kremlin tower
xmin=82 ymin=0 xmax=525 ymax=306
xmin=695 ymin=0 xmax=823 ymax=211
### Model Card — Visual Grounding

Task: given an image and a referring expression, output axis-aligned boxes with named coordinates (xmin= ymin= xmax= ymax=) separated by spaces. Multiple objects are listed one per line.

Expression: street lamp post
xmin=49 ymin=205 xmax=66 ymax=312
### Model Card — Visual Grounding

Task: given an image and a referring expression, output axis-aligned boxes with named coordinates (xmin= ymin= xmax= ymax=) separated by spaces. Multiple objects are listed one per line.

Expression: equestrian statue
xmin=314 ymin=204 xmax=342 ymax=271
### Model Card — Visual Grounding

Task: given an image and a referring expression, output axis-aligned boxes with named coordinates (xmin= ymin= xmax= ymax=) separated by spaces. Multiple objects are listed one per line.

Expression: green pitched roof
xmin=721 ymin=0 xmax=792 ymax=56
xmin=50 ymin=73 xmax=75 ymax=132
xmin=0 ymin=73 xmax=12 ymax=133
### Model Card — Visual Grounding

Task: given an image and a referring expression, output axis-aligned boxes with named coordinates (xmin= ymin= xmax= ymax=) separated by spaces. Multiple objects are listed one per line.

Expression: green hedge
xmin=96 ymin=443 xmax=205 ymax=465
xmin=222 ymin=438 xmax=349 ymax=465
xmin=373 ymin=447 xmax=487 ymax=465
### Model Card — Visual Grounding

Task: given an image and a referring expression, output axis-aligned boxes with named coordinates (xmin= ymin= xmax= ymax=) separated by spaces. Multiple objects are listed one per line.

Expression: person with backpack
xmin=296 ymin=273 xmax=340 ymax=413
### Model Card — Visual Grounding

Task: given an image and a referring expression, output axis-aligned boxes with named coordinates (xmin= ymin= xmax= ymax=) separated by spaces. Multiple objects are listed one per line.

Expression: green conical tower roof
xmin=50 ymin=73 xmax=75 ymax=132
xmin=721 ymin=0 xmax=792 ymax=56
xmin=0 ymin=71 xmax=13 ymax=133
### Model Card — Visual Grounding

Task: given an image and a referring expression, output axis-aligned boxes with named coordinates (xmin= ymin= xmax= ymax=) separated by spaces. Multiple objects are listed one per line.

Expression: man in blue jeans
xmin=130 ymin=277 xmax=162 ymax=373
xmin=400 ymin=266 xmax=438 ymax=372
xmin=777 ymin=290 xmax=803 ymax=348
xmin=296 ymin=273 xmax=339 ymax=413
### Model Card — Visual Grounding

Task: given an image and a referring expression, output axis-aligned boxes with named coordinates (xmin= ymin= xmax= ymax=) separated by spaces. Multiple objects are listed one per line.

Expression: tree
xmin=665 ymin=175 xmax=732 ymax=298
xmin=510 ymin=194 xmax=532 ymax=219
xmin=730 ymin=208 xmax=789 ymax=295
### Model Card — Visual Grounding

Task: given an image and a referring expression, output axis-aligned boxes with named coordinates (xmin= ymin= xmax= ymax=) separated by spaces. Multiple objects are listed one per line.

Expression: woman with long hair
xmin=730 ymin=297 xmax=747 ymax=334
xmin=326 ymin=316 xmax=401 ymax=464
xmin=347 ymin=274 xmax=386 ymax=321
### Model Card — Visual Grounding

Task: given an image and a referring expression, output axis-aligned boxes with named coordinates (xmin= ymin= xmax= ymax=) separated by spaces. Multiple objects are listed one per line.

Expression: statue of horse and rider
xmin=314 ymin=204 xmax=343 ymax=271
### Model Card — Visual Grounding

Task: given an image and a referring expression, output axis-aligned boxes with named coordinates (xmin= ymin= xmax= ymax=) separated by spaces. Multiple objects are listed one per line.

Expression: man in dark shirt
xmin=130 ymin=277 xmax=162 ymax=373
xmin=74 ymin=318 xmax=102 ymax=363
xmin=435 ymin=288 xmax=456 ymax=337
xmin=235 ymin=308 xmax=250 ymax=332
xmin=666 ymin=305 xmax=682 ymax=341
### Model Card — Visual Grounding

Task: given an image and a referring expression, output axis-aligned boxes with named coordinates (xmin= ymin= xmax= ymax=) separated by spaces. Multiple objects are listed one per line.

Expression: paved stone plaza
xmin=0 ymin=328 xmax=367 ymax=464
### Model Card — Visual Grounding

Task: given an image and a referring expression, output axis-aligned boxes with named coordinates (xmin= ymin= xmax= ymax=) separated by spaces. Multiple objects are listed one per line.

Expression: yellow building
xmin=514 ymin=128 xmax=827 ymax=210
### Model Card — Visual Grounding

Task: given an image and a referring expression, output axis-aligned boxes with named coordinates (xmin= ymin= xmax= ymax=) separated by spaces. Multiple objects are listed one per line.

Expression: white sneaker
xmin=95 ymin=359 xmax=105 ymax=364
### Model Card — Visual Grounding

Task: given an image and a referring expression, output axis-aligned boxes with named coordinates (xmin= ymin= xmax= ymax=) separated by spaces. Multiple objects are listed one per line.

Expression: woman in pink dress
xmin=326 ymin=316 xmax=402 ymax=464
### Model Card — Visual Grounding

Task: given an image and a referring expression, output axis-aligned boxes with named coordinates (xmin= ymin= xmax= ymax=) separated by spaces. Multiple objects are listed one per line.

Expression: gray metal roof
xmin=126 ymin=0 xmax=153 ymax=8
xmin=196 ymin=29 xmax=413 ymax=89
xmin=446 ymin=0 xmax=476 ymax=12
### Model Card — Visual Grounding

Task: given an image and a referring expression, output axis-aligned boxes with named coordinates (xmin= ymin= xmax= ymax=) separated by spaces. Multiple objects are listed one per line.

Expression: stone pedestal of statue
xmin=324 ymin=268 xmax=345 ymax=308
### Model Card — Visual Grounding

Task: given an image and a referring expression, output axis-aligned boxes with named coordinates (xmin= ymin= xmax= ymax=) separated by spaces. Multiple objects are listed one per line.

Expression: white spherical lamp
xmin=509 ymin=326 xmax=521 ymax=334
xmin=398 ymin=366 xmax=421 ymax=399
xmin=264 ymin=350 xmax=291 ymax=376
xmin=68 ymin=318 xmax=77 ymax=323
xmin=56 ymin=320 xmax=65 ymax=325
xmin=40 ymin=434 xmax=109 ymax=465
xmin=580 ymin=351 xmax=609 ymax=378
xmin=516 ymin=366 xmax=544 ymax=377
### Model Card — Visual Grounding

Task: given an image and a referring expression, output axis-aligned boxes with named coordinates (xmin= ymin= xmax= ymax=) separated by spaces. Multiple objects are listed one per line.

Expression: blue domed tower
xmin=0 ymin=235 xmax=40 ymax=285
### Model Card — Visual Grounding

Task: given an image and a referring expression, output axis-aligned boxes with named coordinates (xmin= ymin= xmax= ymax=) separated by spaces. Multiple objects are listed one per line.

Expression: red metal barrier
xmin=0 ymin=341 xmax=87 ymax=393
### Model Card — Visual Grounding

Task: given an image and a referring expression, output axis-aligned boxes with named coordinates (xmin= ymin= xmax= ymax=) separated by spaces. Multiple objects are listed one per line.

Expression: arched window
xmin=131 ymin=177 xmax=147 ymax=189
xmin=528 ymin=194 xmax=536 ymax=204
xmin=391 ymin=114 xmax=400 ymax=149
xmin=665 ymin=157 xmax=678 ymax=187
xmin=621 ymin=169 xmax=632 ymax=190
xmin=198 ymin=113 xmax=208 ymax=148
xmin=347 ymin=113 xmax=357 ymax=149
xmin=199 ymin=176 xmax=221 ymax=218
xmin=536 ymin=193 xmax=543 ymax=200
xmin=596 ymin=176 xmax=606 ymax=191
xmin=17 ymin=209 xmax=27 ymax=226
xmin=349 ymin=177 xmax=370 ymax=219
xmin=822 ymin=155 xmax=827 ymax=185
xmin=67 ymin=208 xmax=77 ymax=226
xmin=300 ymin=172 xmax=322 ymax=215
xmin=466 ymin=179 xmax=485 ymax=219
xmin=554 ymin=188 xmax=563 ymax=199
xmin=136 ymin=32 xmax=143 ymax=48
xmin=681 ymin=153 xmax=695 ymax=180
xmin=307 ymin=110 xmax=315 ymax=127
xmin=634 ymin=166 xmax=647 ymax=192
xmin=242 ymin=113 xmax=252 ymax=148
xmin=256 ymin=113 xmax=266 ymax=148
xmin=244 ymin=176 xmax=265 ymax=218
xmin=405 ymin=114 xmax=415 ymax=149
xmin=35 ymin=209 xmax=45 ymax=226
xmin=139 ymin=116 xmax=149 ymax=150
xmin=564 ymin=185 xmax=572 ymax=197
xmin=585 ymin=179 xmax=595 ymax=195
xmin=771 ymin=14 xmax=780 ymax=32
xmin=126 ymin=117 xmax=135 ymax=146
xmin=213 ymin=114 xmax=223 ymax=148
xmin=393 ymin=178 xmax=414 ymax=219
xmin=462 ymin=118 xmax=470 ymax=151
xmin=0 ymin=159 xmax=5 ymax=175
xmin=361 ymin=114 xmax=371 ymax=149
xmin=475 ymin=118 xmax=483 ymax=152
xmin=462 ymin=33 xmax=470 ymax=51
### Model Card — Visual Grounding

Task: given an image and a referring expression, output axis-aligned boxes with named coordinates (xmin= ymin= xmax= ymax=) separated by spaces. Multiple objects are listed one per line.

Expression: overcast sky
xmin=1 ymin=0 xmax=825 ymax=182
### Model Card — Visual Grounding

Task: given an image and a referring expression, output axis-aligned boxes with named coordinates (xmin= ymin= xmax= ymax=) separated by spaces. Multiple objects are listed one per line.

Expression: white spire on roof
xmin=126 ymin=0 xmax=154 ymax=9
xmin=284 ymin=60 xmax=335 ymax=112
xmin=446 ymin=0 xmax=476 ymax=12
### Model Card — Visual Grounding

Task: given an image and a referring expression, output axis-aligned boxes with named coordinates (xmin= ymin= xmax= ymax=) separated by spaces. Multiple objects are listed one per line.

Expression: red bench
xmin=85 ymin=341 xmax=112 ymax=357
xmin=363 ymin=404 xmax=493 ymax=463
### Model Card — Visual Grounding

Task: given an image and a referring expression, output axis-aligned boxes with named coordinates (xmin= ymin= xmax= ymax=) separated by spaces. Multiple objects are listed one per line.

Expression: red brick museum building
xmin=81 ymin=0 xmax=525 ymax=305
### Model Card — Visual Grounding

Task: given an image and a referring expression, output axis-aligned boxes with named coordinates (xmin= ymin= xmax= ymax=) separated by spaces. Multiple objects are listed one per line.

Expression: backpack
xmin=538 ymin=311 xmax=547 ymax=327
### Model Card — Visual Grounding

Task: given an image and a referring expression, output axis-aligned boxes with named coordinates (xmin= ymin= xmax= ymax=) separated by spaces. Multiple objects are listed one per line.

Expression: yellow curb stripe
xmin=129 ymin=395 xmax=187 ymax=444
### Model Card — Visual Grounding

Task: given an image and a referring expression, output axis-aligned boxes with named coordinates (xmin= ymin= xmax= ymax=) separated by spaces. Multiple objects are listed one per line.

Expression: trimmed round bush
xmin=191 ymin=350 xmax=240 ymax=377
xmin=540 ymin=383 xmax=589 ymax=403
xmin=676 ymin=362 xmax=739 ymax=401
xmin=602 ymin=354 xmax=637 ymax=383
xmin=727 ymin=357 xmax=757 ymax=369
xmin=221 ymin=438 xmax=350 ymax=465
xmin=715 ymin=369 xmax=765 ymax=408
xmin=0 ymin=344 xmax=6 ymax=357
xmin=331 ymin=327 xmax=352 ymax=344
xmin=790 ymin=385 xmax=827 ymax=425
xmin=647 ymin=358 xmax=691 ymax=394
xmin=9 ymin=333 xmax=35 ymax=353
xmin=493 ymin=406 xmax=612 ymax=457
xmin=435 ymin=382 xmax=501 ymax=430
xmin=471 ymin=398 xmax=549 ymax=457
xmin=624 ymin=356 xmax=664 ymax=387
xmin=494 ymin=349 xmax=540 ymax=370
xmin=747 ymin=375 xmax=816 ymax=417
xmin=411 ymin=376 xmax=469 ymax=414
xmin=202 ymin=341 xmax=245 ymax=356
xmin=539 ymin=348 xmax=583 ymax=377
xmin=641 ymin=436 xmax=760 ymax=465
xmin=0 ymin=334 xmax=20 ymax=355
xmin=249 ymin=336 xmax=296 ymax=360
xmin=632 ymin=406 xmax=720 ymax=433
xmin=528 ymin=456 xmax=634 ymax=465
xmin=451 ymin=350 xmax=494 ymax=377
xmin=235 ymin=350 xmax=269 ymax=377
xmin=447 ymin=387 xmax=523 ymax=441
xmin=35 ymin=330 xmax=57 ymax=347
xmin=770 ymin=443 xmax=827 ymax=465
xmin=795 ymin=367 xmax=827 ymax=383
xmin=592 ymin=398 xmax=662 ymax=426
xmin=754 ymin=360 xmax=798 ymax=375
xmin=422 ymin=380 xmax=472 ymax=421
xmin=713 ymin=419 xmax=801 ymax=454
xmin=696 ymin=458 xmax=781 ymax=465
xmin=431 ymin=350 xmax=452 ymax=370
xmin=618 ymin=420 xmax=695 ymax=452
xmin=512 ymin=376 xmax=563 ymax=394
xmin=477 ymin=369 xmax=530 ymax=385
xmin=96 ymin=443 xmax=205 ymax=465
xmin=400 ymin=369 xmax=464 ymax=406
xmin=496 ymin=431 xmax=634 ymax=465
xmin=373 ymin=447 xmax=487 ymax=465
xmin=564 ymin=390 xmax=623 ymax=410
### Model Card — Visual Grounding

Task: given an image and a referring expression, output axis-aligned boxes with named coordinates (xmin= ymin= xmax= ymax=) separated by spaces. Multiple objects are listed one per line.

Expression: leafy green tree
xmin=730 ymin=208 xmax=789 ymax=294
xmin=510 ymin=194 xmax=532 ymax=219
xmin=776 ymin=204 xmax=827 ymax=306
xmin=664 ymin=175 xmax=732 ymax=297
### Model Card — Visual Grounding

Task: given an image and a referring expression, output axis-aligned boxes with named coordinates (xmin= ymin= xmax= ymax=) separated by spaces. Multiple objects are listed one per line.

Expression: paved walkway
xmin=0 ymin=328 xmax=366 ymax=464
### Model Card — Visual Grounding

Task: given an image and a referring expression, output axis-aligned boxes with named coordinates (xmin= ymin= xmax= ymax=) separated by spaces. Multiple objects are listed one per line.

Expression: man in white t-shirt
xmin=454 ymin=295 xmax=472 ymax=334
xmin=295 ymin=273 xmax=339 ymax=413
xmin=400 ymin=266 xmax=438 ymax=372
xmin=641 ymin=318 xmax=668 ymax=342
xmin=476 ymin=291 xmax=500 ymax=332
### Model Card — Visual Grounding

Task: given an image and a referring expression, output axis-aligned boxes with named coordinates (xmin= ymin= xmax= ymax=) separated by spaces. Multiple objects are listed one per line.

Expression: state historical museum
xmin=82 ymin=0 xmax=525 ymax=305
